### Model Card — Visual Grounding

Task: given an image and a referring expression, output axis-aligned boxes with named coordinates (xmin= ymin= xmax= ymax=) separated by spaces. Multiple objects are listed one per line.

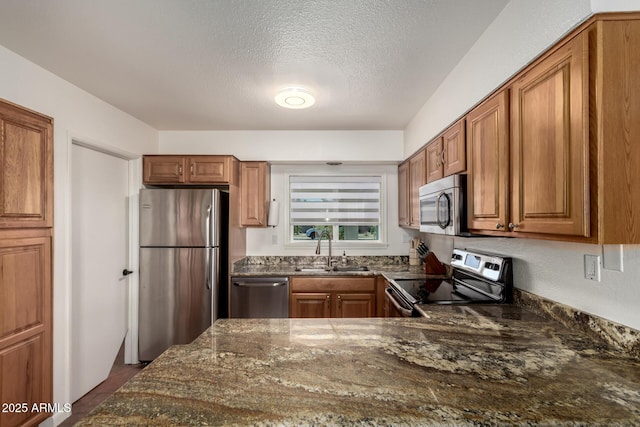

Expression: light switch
xmin=584 ymin=254 xmax=601 ymax=282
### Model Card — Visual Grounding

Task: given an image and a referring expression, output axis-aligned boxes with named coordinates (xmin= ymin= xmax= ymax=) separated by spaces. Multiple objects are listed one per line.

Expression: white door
xmin=71 ymin=143 xmax=130 ymax=402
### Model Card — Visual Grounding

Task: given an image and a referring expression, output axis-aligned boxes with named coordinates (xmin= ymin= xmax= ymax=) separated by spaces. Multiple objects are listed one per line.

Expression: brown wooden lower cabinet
xmin=0 ymin=231 xmax=52 ymax=427
xmin=290 ymin=292 xmax=331 ymax=318
xmin=290 ymin=276 xmax=376 ymax=318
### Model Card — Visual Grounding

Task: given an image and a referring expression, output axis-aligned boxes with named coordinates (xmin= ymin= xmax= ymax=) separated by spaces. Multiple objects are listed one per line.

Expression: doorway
xmin=70 ymin=141 xmax=137 ymax=402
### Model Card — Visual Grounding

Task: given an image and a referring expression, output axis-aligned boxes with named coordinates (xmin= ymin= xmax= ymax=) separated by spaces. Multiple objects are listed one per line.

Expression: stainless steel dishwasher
xmin=230 ymin=276 xmax=289 ymax=318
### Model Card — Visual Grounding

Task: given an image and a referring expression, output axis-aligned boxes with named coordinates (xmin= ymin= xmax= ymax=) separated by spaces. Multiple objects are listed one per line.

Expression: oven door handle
xmin=385 ymin=288 xmax=414 ymax=317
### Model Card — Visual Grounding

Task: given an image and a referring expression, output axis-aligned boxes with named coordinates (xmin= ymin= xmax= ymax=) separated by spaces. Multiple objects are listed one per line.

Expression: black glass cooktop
xmin=391 ymin=276 xmax=502 ymax=305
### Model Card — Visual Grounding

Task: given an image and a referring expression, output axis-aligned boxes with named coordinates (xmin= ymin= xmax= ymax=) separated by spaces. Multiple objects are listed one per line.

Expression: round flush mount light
xmin=274 ymin=87 xmax=316 ymax=109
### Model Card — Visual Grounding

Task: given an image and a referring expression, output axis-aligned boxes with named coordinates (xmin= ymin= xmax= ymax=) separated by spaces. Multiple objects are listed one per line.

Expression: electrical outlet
xmin=271 ymin=234 xmax=278 ymax=245
xmin=584 ymin=254 xmax=601 ymax=281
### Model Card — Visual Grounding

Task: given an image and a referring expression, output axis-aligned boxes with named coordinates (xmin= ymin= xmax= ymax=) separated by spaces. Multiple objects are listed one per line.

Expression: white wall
xmin=592 ymin=0 xmax=640 ymax=12
xmin=0 ymin=44 xmax=158 ymax=426
xmin=407 ymin=0 xmax=640 ymax=331
xmin=404 ymin=0 xmax=592 ymax=156
xmin=158 ymin=130 xmax=403 ymax=162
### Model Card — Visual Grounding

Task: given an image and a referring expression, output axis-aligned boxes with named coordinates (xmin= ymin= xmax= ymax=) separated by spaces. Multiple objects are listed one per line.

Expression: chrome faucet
xmin=315 ymin=229 xmax=332 ymax=268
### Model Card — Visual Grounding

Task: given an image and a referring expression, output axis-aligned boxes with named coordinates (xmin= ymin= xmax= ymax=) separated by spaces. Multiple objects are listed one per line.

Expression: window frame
xmin=283 ymin=168 xmax=388 ymax=249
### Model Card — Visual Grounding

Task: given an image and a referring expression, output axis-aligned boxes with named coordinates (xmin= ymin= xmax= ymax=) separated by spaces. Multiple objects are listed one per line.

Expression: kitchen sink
xmin=293 ymin=265 xmax=370 ymax=272
xmin=294 ymin=267 xmax=332 ymax=272
xmin=332 ymin=266 xmax=369 ymax=272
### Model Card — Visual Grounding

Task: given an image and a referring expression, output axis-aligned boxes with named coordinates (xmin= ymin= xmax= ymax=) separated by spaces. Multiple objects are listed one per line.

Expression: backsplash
xmin=234 ymin=255 xmax=409 ymax=269
xmin=515 ymin=289 xmax=640 ymax=358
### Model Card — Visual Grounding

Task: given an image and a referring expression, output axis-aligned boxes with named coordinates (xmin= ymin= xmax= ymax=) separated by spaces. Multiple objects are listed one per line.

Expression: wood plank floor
xmin=59 ymin=346 xmax=144 ymax=426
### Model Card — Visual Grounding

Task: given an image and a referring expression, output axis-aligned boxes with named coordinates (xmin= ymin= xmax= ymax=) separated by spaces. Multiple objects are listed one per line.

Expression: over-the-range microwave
xmin=419 ymin=174 xmax=468 ymax=235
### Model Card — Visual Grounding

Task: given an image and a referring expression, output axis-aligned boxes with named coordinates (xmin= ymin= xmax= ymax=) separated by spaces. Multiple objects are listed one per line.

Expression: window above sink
xmin=289 ymin=175 xmax=383 ymax=246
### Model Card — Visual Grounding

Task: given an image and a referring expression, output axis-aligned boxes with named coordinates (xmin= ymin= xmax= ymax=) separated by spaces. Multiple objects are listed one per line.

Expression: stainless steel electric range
xmin=385 ymin=248 xmax=513 ymax=317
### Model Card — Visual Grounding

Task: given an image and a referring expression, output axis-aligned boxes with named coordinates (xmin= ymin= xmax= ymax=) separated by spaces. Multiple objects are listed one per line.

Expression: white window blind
xmin=290 ymin=176 xmax=381 ymax=225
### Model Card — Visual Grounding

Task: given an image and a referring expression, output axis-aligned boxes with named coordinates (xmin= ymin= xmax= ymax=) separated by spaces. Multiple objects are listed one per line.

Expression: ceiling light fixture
xmin=275 ymin=87 xmax=315 ymax=109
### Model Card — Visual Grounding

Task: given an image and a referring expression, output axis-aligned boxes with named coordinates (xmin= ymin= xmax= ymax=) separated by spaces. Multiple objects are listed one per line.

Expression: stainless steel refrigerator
xmin=139 ymin=188 xmax=228 ymax=361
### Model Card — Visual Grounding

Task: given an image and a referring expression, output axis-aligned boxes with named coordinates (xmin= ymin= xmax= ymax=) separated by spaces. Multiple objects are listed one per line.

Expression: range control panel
xmin=451 ymin=248 xmax=508 ymax=282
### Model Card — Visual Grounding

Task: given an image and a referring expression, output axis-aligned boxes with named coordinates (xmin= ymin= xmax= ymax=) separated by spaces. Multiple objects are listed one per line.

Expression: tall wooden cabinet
xmin=0 ymin=99 xmax=53 ymax=427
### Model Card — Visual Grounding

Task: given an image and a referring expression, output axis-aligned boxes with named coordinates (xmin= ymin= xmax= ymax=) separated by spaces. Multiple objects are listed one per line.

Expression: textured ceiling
xmin=0 ymin=0 xmax=509 ymax=130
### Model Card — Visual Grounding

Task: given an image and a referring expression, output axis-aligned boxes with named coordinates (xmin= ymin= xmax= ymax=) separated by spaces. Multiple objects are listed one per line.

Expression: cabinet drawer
xmin=290 ymin=276 xmax=375 ymax=293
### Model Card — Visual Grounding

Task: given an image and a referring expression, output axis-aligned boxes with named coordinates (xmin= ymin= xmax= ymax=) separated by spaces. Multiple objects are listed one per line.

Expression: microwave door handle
xmin=437 ymin=192 xmax=447 ymax=229
xmin=437 ymin=192 xmax=452 ymax=229
xmin=435 ymin=192 xmax=441 ymax=228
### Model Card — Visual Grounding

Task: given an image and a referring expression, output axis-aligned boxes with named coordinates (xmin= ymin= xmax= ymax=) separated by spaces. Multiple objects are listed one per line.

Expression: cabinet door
xmin=0 ymin=102 xmax=53 ymax=228
xmin=425 ymin=138 xmax=444 ymax=184
xmin=467 ymin=90 xmax=510 ymax=232
xmin=0 ymin=234 xmax=52 ymax=427
xmin=187 ymin=156 xmax=231 ymax=183
xmin=290 ymin=293 xmax=331 ymax=318
xmin=240 ymin=162 xmax=270 ymax=227
xmin=409 ymin=150 xmax=426 ymax=227
xmin=335 ymin=293 xmax=375 ymax=318
xmin=443 ymin=119 xmax=466 ymax=176
xmin=143 ymin=156 xmax=186 ymax=184
xmin=510 ymin=32 xmax=589 ymax=237
xmin=397 ymin=161 xmax=410 ymax=227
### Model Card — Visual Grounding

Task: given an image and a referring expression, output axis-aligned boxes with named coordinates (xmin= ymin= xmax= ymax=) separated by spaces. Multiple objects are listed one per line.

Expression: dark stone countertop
xmin=77 ymin=305 xmax=640 ymax=426
xmin=231 ymin=256 xmax=448 ymax=280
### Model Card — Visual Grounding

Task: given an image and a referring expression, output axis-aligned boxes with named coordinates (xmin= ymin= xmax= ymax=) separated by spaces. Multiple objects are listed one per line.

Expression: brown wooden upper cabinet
xmin=398 ymin=151 xmax=426 ymax=229
xmin=405 ymin=149 xmax=427 ymax=229
xmin=510 ymin=31 xmax=589 ymax=238
xmin=426 ymin=118 xmax=466 ymax=184
xmin=397 ymin=160 xmax=410 ymax=227
xmin=467 ymin=90 xmax=510 ymax=233
xmin=0 ymin=101 xmax=53 ymax=228
xmin=466 ymin=15 xmax=640 ymax=243
xmin=240 ymin=161 xmax=270 ymax=227
xmin=468 ymin=32 xmax=589 ymax=239
xmin=143 ymin=155 xmax=233 ymax=184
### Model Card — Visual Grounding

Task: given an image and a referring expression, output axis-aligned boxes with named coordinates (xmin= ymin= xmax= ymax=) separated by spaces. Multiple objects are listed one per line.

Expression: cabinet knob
xmin=441 ymin=149 xmax=446 ymax=165
xmin=495 ymin=223 xmax=504 ymax=229
xmin=190 ymin=163 xmax=194 ymax=173
xmin=508 ymin=223 xmax=520 ymax=230
xmin=178 ymin=165 xmax=183 ymax=175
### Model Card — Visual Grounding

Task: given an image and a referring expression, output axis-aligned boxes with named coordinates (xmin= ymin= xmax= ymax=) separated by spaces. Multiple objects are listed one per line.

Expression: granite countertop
xmin=77 ymin=305 xmax=640 ymax=426
xmin=231 ymin=255 xmax=447 ymax=280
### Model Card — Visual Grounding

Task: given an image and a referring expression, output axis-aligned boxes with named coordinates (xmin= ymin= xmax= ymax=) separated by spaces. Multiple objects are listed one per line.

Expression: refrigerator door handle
xmin=205 ymin=204 xmax=212 ymax=248
xmin=205 ymin=247 xmax=212 ymax=290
